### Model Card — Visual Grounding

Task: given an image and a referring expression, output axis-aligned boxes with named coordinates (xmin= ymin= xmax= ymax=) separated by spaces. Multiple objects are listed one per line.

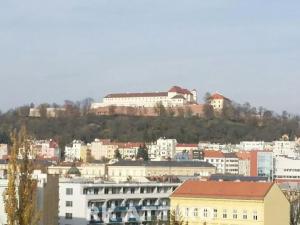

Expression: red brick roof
xmin=171 ymin=180 xmax=274 ymax=200
xmin=168 ymin=86 xmax=192 ymax=95
xmin=204 ymin=150 xmax=224 ymax=158
xmin=210 ymin=92 xmax=230 ymax=100
xmin=105 ymin=92 xmax=168 ymax=98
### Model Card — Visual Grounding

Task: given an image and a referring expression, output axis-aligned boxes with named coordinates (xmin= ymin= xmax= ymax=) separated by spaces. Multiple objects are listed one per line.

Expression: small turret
xmin=191 ymin=89 xmax=197 ymax=103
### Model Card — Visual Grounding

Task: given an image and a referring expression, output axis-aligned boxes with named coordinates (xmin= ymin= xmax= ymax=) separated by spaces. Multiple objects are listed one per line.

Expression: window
xmin=243 ymin=210 xmax=247 ymax=220
xmin=194 ymin=208 xmax=198 ymax=217
xmin=185 ymin=208 xmax=189 ymax=217
xmin=65 ymin=213 xmax=72 ymax=219
xmin=253 ymin=211 xmax=258 ymax=220
xmin=222 ymin=209 xmax=227 ymax=219
xmin=66 ymin=188 xmax=73 ymax=195
xmin=233 ymin=210 xmax=237 ymax=219
xmin=203 ymin=209 xmax=208 ymax=218
xmin=66 ymin=201 xmax=73 ymax=207
xmin=213 ymin=209 xmax=218 ymax=218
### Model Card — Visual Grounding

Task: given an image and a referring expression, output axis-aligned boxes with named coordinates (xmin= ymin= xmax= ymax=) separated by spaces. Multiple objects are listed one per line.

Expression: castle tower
xmin=191 ymin=89 xmax=197 ymax=103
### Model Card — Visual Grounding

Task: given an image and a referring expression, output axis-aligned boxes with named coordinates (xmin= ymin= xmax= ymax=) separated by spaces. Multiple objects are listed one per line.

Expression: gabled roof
xmin=171 ymin=180 xmax=274 ymax=200
xmin=168 ymin=86 xmax=192 ymax=95
xmin=105 ymin=92 xmax=168 ymax=98
xmin=210 ymin=92 xmax=230 ymax=101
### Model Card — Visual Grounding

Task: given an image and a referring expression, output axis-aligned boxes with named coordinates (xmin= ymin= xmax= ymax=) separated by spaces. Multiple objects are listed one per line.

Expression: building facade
xmin=170 ymin=180 xmax=290 ymax=225
xmin=59 ymin=178 xmax=179 ymax=225
xmin=107 ymin=161 xmax=215 ymax=182
xmin=91 ymin=86 xmax=197 ymax=109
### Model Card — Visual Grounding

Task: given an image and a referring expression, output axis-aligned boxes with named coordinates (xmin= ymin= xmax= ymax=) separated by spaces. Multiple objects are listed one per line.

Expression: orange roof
xmin=204 ymin=150 xmax=224 ymax=158
xmin=171 ymin=180 xmax=273 ymax=200
xmin=210 ymin=92 xmax=230 ymax=101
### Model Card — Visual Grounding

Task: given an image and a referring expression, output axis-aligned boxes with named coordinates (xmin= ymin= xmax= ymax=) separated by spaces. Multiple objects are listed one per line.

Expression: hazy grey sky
xmin=0 ymin=0 xmax=299 ymax=114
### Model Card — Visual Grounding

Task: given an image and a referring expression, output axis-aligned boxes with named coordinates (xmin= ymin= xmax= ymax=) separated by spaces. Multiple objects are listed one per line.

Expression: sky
xmin=0 ymin=0 xmax=299 ymax=114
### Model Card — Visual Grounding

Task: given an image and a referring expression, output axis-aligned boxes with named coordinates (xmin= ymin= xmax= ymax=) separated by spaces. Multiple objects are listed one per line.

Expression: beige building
xmin=209 ymin=92 xmax=231 ymax=111
xmin=171 ymin=180 xmax=290 ymax=225
xmin=48 ymin=163 xmax=106 ymax=178
xmin=107 ymin=160 xmax=216 ymax=182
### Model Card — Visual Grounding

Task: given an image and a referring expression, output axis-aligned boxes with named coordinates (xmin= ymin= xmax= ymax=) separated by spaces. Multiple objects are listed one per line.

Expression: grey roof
xmin=109 ymin=160 xmax=214 ymax=168
xmin=208 ymin=174 xmax=269 ymax=182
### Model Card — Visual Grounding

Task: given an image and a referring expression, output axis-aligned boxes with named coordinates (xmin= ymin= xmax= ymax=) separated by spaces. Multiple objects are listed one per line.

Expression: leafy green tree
xmin=154 ymin=102 xmax=167 ymax=117
xmin=114 ymin=149 xmax=122 ymax=160
xmin=136 ymin=145 xmax=149 ymax=161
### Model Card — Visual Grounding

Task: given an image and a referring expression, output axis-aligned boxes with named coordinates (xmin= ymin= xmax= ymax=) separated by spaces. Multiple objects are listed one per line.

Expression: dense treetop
xmin=0 ymin=98 xmax=299 ymax=148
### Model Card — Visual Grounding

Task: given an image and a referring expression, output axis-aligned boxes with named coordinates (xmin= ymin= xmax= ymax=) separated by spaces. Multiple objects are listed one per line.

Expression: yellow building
xmin=170 ymin=180 xmax=290 ymax=225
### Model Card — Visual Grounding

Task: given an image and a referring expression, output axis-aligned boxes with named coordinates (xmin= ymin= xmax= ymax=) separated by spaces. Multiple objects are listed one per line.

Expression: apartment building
xmin=170 ymin=180 xmax=290 ymax=225
xmin=31 ymin=139 xmax=61 ymax=161
xmin=107 ymin=160 xmax=215 ymax=182
xmin=148 ymin=138 xmax=177 ymax=160
xmin=204 ymin=151 xmax=239 ymax=174
xmin=65 ymin=140 xmax=87 ymax=162
xmin=59 ymin=178 xmax=179 ymax=225
xmin=273 ymin=141 xmax=299 ymax=158
xmin=274 ymin=156 xmax=300 ymax=182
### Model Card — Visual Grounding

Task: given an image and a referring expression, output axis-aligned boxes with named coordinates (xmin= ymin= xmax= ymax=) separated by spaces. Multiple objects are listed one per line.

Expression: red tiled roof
xmin=204 ymin=150 xmax=224 ymax=158
xmin=168 ymin=86 xmax=192 ymax=95
xmin=171 ymin=180 xmax=274 ymax=200
xmin=176 ymin=143 xmax=198 ymax=148
xmin=105 ymin=92 xmax=168 ymax=98
xmin=210 ymin=92 xmax=230 ymax=100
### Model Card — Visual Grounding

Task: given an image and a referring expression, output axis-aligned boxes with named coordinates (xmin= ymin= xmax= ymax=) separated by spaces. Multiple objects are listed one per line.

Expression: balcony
xmin=109 ymin=218 xmax=123 ymax=223
xmin=113 ymin=206 xmax=128 ymax=212
xmin=141 ymin=205 xmax=158 ymax=211
xmin=89 ymin=220 xmax=104 ymax=224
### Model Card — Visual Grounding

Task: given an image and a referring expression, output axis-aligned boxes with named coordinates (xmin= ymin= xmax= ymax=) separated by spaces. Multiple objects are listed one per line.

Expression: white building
xmin=204 ymin=151 xmax=239 ymax=174
xmin=238 ymin=141 xmax=266 ymax=151
xmin=273 ymin=141 xmax=298 ymax=158
xmin=198 ymin=142 xmax=228 ymax=151
xmin=148 ymin=138 xmax=177 ymax=160
xmin=274 ymin=156 xmax=300 ymax=182
xmin=91 ymin=86 xmax=197 ymax=109
xmin=59 ymin=178 xmax=179 ymax=225
xmin=0 ymin=144 xmax=8 ymax=159
xmin=65 ymin=140 xmax=86 ymax=162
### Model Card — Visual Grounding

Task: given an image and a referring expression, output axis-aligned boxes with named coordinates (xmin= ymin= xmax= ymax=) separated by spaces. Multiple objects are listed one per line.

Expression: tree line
xmin=0 ymin=97 xmax=299 ymax=149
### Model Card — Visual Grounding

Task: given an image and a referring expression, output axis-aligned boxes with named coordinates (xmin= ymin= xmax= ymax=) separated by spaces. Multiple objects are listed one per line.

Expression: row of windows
xmin=185 ymin=208 xmax=258 ymax=221
xmin=66 ymin=187 xmax=174 ymax=195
